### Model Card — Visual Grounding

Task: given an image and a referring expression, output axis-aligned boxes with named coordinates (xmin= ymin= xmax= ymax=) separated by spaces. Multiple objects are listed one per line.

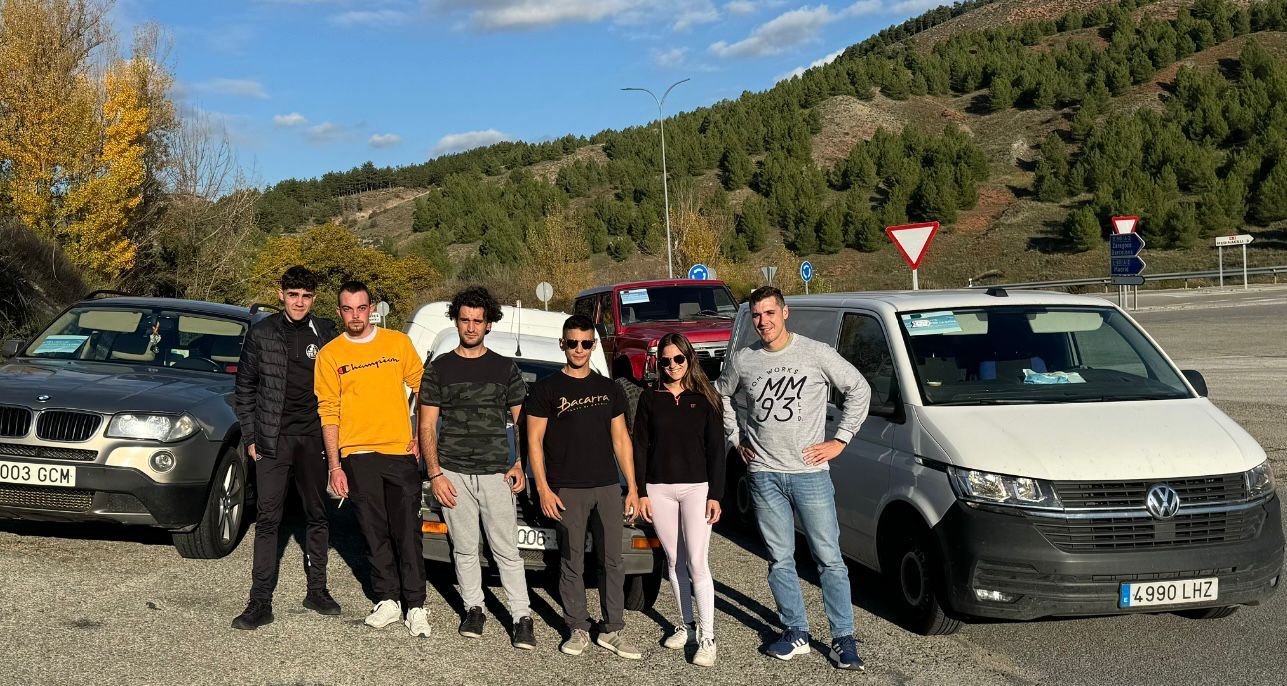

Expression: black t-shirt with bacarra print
xmin=524 ymin=370 xmax=628 ymax=489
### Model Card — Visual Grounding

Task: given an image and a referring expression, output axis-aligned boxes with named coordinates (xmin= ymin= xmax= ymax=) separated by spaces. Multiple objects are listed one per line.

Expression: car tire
xmin=884 ymin=529 xmax=962 ymax=636
xmin=172 ymin=447 xmax=249 ymax=559
xmin=1174 ymin=606 xmax=1239 ymax=620
xmin=615 ymin=376 xmax=643 ymax=428
xmin=723 ymin=454 xmax=756 ymax=530
xmin=624 ymin=571 xmax=662 ymax=612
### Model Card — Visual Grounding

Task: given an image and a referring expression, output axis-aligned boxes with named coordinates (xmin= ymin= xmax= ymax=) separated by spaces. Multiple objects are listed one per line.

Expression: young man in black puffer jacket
xmin=231 ymin=266 xmax=340 ymax=630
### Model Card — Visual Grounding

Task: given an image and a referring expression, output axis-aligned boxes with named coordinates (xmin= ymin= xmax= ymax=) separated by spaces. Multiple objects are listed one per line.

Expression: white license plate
xmin=1119 ymin=578 xmax=1219 ymax=608
xmin=0 ymin=460 xmax=77 ymax=487
xmin=516 ymin=526 xmax=557 ymax=551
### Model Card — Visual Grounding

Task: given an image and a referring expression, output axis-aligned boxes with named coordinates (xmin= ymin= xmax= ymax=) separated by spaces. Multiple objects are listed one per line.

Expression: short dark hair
xmin=280 ymin=266 xmax=317 ymax=292
xmin=337 ymin=280 xmax=371 ymax=304
xmin=749 ymin=286 xmax=785 ymax=308
xmin=448 ymin=286 xmax=503 ymax=323
xmin=562 ymin=314 xmax=595 ymax=337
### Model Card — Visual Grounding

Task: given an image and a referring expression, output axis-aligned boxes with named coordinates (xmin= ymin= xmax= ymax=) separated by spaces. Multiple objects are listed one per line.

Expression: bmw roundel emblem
xmin=36 ymin=394 xmax=50 ymax=403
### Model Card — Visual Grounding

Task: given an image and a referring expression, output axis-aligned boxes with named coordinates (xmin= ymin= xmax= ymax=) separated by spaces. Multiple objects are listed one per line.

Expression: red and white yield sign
xmin=886 ymin=221 xmax=940 ymax=290
xmin=1111 ymin=216 xmax=1139 ymax=235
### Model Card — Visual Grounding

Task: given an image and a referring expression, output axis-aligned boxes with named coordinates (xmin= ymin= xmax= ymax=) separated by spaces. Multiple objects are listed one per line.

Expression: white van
xmin=723 ymin=289 xmax=1282 ymax=635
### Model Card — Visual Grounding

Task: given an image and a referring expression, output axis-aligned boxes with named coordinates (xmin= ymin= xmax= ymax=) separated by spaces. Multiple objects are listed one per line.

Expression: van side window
xmin=598 ymin=293 xmax=615 ymax=334
xmin=837 ymin=313 xmax=897 ymax=414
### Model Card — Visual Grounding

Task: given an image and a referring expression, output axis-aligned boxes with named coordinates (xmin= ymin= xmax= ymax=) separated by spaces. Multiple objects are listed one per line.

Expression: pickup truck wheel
xmin=615 ymin=376 xmax=643 ymax=428
xmin=884 ymin=529 xmax=962 ymax=636
xmin=624 ymin=571 xmax=662 ymax=612
xmin=172 ymin=447 xmax=248 ymax=559
xmin=1174 ymin=606 xmax=1239 ymax=620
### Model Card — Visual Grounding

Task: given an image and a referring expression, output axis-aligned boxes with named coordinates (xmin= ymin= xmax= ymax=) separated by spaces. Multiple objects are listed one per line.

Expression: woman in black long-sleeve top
xmin=632 ymin=332 xmax=726 ymax=667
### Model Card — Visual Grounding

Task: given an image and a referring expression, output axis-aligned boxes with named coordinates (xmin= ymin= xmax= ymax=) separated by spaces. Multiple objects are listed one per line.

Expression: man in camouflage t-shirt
xmin=419 ymin=287 xmax=533 ymax=649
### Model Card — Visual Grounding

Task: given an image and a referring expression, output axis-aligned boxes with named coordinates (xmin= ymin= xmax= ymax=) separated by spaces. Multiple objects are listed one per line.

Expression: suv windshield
xmin=900 ymin=305 xmax=1191 ymax=405
xmin=23 ymin=306 xmax=247 ymax=375
xmin=515 ymin=359 xmax=565 ymax=385
xmin=617 ymin=285 xmax=737 ymax=324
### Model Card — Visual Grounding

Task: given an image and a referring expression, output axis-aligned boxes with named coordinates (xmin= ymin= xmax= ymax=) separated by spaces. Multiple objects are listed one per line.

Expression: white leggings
xmin=647 ymin=481 xmax=715 ymax=640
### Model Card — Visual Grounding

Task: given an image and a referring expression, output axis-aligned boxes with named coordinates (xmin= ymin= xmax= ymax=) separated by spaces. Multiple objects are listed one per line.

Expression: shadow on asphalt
xmin=0 ymin=519 xmax=173 ymax=547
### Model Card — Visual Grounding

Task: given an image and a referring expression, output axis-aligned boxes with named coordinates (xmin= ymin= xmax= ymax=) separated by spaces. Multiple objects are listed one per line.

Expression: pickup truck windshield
xmin=23 ymin=306 xmax=247 ymax=375
xmin=900 ymin=306 xmax=1191 ymax=405
xmin=617 ymin=285 xmax=737 ymax=323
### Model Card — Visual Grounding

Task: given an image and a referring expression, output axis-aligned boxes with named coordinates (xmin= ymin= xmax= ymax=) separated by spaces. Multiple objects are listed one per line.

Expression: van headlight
xmin=1246 ymin=461 xmax=1275 ymax=498
xmin=948 ymin=467 xmax=1062 ymax=509
xmin=107 ymin=414 xmax=199 ymax=442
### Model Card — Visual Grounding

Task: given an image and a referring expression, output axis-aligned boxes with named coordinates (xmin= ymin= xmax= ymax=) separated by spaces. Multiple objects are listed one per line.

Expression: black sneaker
xmin=512 ymin=616 xmax=535 ymax=650
xmin=231 ymin=599 xmax=274 ymax=630
xmin=459 ymin=606 xmax=486 ymax=638
xmin=303 ymin=589 xmax=341 ymax=616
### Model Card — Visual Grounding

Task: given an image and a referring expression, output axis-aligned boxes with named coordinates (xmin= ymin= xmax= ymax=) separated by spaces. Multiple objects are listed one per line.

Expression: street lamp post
xmin=622 ymin=78 xmax=689 ymax=279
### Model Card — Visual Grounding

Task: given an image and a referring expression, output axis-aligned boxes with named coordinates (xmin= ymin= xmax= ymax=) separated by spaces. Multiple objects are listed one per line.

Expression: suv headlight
xmin=1246 ymin=460 xmax=1275 ymax=498
xmin=107 ymin=413 xmax=199 ymax=442
xmin=948 ymin=466 xmax=1062 ymax=509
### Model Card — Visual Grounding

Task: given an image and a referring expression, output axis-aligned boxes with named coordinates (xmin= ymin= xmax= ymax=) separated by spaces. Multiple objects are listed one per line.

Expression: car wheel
xmin=884 ymin=530 xmax=962 ymax=636
xmin=624 ymin=571 xmax=662 ymax=612
xmin=723 ymin=455 xmax=756 ymax=529
xmin=615 ymin=376 xmax=643 ymax=428
xmin=172 ymin=447 xmax=248 ymax=559
xmin=1174 ymin=606 xmax=1239 ymax=620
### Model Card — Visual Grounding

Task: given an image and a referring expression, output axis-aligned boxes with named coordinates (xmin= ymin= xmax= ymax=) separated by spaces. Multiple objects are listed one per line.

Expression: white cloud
xmin=888 ymin=0 xmax=947 ymax=13
xmin=432 ymin=128 xmax=513 ymax=156
xmin=842 ymin=0 xmax=883 ymax=16
xmin=329 ymin=9 xmax=408 ymax=27
xmin=193 ymin=78 xmax=269 ymax=99
xmin=368 ymin=133 xmax=403 ymax=148
xmin=432 ymin=0 xmax=725 ymax=32
xmin=653 ymin=46 xmax=689 ymax=68
xmin=273 ymin=112 xmax=308 ymax=127
xmin=673 ymin=6 xmax=719 ymax=30
xmin=306 ymin=121 xmax=349 ymax=144
xmin=725 ymin=1 xmax=757 ymax=14
xmin=709 ymin=5 xmax=833 ymax=58
xmin=777 ymin=47 xmax=844 ymax=82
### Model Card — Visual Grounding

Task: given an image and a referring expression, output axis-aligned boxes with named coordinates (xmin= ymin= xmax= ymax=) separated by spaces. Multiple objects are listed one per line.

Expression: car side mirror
xmin=1 ymin=340 xmax=23 ymax=358
xmin=1182 ymin=369 xmax=1208 ymax=398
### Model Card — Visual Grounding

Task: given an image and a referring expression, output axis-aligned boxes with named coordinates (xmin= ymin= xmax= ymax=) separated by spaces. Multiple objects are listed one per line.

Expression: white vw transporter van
xmin=723 ymin=289 xmax=1282 ymax=635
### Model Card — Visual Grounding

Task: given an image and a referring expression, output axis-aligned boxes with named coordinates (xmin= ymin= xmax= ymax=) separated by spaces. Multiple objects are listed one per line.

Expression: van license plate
xmin=1119 ymin=578 xmax=1218 ymax=608
xmin=0 ymin=460 xmax=77 ymax=487
xmin=516 ymin=526 xmax=557 ymax=550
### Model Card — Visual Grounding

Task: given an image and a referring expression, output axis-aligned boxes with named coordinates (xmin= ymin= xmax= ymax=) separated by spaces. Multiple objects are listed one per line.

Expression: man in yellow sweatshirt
xmin=314 ymin=281 xmax=430 ymax=638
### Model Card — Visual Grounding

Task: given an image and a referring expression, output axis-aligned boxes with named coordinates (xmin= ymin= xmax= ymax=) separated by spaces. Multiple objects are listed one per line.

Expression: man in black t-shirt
xmin=419 ymin=287 xmax=533 ymax=649
xmin=526 ymin=315 xmax=642 ymax=660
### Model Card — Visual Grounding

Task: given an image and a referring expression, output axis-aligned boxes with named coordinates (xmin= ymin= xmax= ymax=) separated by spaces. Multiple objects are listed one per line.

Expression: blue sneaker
xmin=765 ymin=629 xmax=811 ymax=660
xmin=829 ymin=636 xmax=864 ymax=671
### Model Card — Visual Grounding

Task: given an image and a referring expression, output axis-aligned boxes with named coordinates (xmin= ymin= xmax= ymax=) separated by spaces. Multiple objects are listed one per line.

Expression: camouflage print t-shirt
xmin=419 ymin=349 xmax=528 ymax=475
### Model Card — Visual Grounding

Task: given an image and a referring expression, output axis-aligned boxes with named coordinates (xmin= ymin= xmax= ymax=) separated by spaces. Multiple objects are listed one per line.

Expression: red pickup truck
xmin=573 ymin=279 xmax=738 ymax=417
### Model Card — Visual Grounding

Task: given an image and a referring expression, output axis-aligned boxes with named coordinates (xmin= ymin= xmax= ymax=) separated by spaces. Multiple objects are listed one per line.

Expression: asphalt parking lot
xmin=0 ymin=286 xmax=1283 ymax=686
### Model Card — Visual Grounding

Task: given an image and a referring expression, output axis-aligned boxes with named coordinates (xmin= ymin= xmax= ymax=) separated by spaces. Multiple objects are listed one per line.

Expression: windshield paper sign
xmin=32 ymin=335 xmax=89 ymax=355
xmin=620 ymin=288 xmax=650 ymax=305
xmin=901 ymin=311 xmax=962 ymax=336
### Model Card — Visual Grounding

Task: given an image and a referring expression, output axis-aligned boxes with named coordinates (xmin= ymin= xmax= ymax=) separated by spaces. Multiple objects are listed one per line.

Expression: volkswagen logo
xmin=35 ymin=394 xmax=50 ymax=403
xmin=1145 ymin=484 xmax=1181 ymax=520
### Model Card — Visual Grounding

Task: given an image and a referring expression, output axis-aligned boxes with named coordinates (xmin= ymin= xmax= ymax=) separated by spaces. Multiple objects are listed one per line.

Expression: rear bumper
xmin=0 ymin=462 xmax=208 ymax=530
xmin=934 ymin=496 xmax=1284 ymax=620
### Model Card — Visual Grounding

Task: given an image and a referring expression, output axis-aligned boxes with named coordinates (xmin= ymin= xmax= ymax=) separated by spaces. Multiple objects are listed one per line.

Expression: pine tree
xmin=737 ymin=196 xmax=769 ymax=252
xmin=817 ymin=206 xmax=845 ymax=254
xmin=1252 ymin=157 xmax=1287 ymax=223
xmin=1065 ymin=205 xmax=1101 ymax=252
xmin=719 ymin=144 xmax=754 ymax=190
xmin=1034 ymin=133 xmax=1069 ymax=202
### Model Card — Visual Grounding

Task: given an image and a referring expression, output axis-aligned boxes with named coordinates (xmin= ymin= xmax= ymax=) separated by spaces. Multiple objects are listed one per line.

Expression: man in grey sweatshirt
xmin=715 ymin=286 xmax=870 ymax=671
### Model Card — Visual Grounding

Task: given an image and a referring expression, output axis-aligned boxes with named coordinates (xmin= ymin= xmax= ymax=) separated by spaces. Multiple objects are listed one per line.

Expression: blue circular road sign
xmin=800 ymin=260 xmax=814 ymax=283
xmin=688 ymin=263 xmax=709 ymax=280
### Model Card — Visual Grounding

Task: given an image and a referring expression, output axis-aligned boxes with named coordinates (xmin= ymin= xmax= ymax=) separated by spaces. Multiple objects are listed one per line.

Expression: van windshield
xmin=899 ymin=306 xmax=1191 ymax=405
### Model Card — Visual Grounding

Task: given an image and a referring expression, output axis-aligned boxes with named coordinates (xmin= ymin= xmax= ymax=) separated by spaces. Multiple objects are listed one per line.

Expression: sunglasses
xmin=659 ymin=354 xmax=687 ymax=367
xmin=562 ymin=339 xmax=595 ymax=350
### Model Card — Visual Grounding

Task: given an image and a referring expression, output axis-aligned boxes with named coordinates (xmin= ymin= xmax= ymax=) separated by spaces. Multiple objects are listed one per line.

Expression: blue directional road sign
xmin=688 ymin=263 xmax=709 ymax=280
xmin=800 ymin=260 xmax=814 ymax=283
xmin=1111 ymin=256 xmax=1147 ymax=276
xmin=1109 ymin=233 xmax=1145 ymax=258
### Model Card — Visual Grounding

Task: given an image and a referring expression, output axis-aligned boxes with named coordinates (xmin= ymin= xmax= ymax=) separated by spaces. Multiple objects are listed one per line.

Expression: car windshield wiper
xmin=696 ymin=309 xmax=734 ymax=319
xmin=932 ymin=398 xmax=1061 ymax=406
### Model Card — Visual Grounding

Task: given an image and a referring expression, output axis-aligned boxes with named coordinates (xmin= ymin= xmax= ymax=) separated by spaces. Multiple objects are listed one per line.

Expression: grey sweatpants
xmin=555 ymin=484 xmax=625 ymax=633
xmin=440 ymin=469 xmax=531 ymax=620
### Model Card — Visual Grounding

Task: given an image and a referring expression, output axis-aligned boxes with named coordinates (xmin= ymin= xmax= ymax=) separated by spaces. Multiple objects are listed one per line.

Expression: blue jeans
xmin=750 ymin=469 xmax=854 ymax=639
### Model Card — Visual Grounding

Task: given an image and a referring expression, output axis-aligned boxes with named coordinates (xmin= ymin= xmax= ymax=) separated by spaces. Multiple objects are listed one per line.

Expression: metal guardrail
xmin=967 ymin=265 xmax=1287 ymax=291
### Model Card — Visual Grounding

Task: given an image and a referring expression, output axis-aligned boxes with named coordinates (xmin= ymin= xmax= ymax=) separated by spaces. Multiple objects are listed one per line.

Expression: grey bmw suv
xmin=0 ymin=292 xmax=270 ymax=558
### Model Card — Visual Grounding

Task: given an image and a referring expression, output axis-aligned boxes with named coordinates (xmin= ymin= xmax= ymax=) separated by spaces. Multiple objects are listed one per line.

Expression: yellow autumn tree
xmin=525 ymin=209 xmax=591 ymax=310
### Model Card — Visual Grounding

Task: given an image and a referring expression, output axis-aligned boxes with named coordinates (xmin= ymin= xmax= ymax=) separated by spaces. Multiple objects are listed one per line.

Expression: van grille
xmin=0 ymin=442 xmax=98 ymax=462
xmin=0 ymin=485 xmax=94 ymax=512
xmin=35 ymin=411 xmax=102 ymax=442
xmin=1033 ymin=509 xmax=1263 ymax=552
xmin=1054 ymin=474 xmax=1247 ymax=510
xmin=0 ymin=406 xmax=32 ymax=438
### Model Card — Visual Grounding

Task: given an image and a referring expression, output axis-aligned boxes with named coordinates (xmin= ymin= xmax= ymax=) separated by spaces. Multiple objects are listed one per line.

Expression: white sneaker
xmin=405 ymin=606 xmax=431 ymax=638
xmin=693 ymin=638 xmax=717 ymax=667
xmin=663 ymin=623 xmax=694 ymax=650
xmin=365 ymin=599 xmax=402 ymax=628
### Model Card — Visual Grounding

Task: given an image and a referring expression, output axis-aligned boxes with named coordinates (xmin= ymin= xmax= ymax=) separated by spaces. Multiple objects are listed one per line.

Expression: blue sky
xmin=113 ymin=1 xmax=947 ymax=186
